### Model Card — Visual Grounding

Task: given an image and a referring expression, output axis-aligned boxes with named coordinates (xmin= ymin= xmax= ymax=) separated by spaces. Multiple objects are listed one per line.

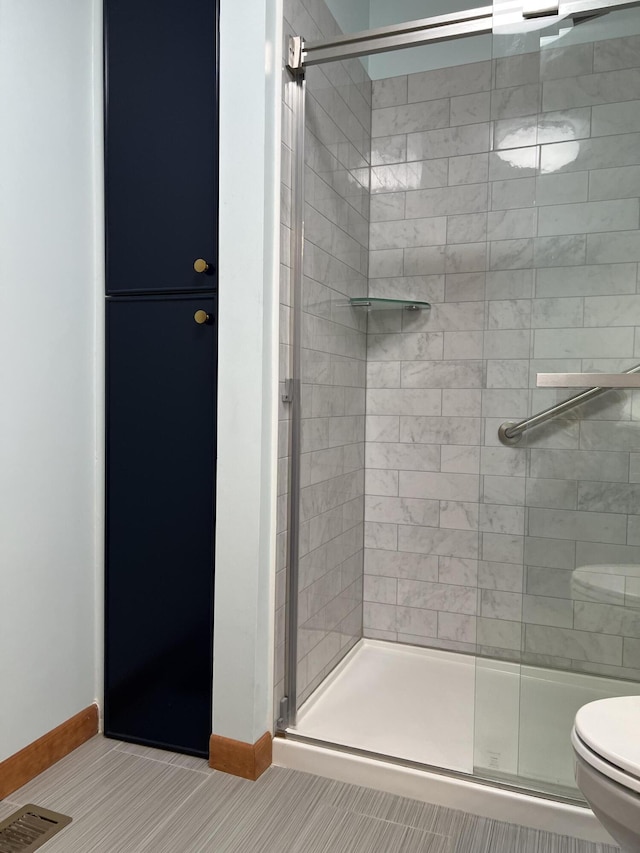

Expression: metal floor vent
xmin=0 ymin=805 xmax=71 ymax=853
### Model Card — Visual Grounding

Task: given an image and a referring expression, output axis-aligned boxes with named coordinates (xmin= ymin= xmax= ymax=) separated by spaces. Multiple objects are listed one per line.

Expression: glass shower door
xmin=475 ymin=1 xmax=640 ymax=796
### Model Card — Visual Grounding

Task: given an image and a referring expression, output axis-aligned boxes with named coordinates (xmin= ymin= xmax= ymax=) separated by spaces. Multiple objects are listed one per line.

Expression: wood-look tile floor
xmin=0 ymin=736 xmax=620 ymax=852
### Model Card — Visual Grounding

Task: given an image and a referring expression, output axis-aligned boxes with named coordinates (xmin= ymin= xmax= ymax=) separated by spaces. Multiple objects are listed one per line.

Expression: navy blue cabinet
xmin=104 ymin=0 xmax=218 ymax=757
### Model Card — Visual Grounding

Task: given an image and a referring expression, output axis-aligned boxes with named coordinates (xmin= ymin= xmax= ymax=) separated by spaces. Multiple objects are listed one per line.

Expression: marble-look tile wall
xmin=363 ymin=36 xmax=640 ymax=681
xmin=275 ymin=0 xmax=371 ymax=719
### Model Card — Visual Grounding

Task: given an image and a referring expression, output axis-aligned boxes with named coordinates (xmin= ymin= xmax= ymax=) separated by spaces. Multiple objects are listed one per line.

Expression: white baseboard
xmin=273 ymin=738 xmax=616 ymax=846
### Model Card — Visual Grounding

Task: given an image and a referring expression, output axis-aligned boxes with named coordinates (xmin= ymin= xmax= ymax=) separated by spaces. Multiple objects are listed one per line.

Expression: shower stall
xmin=275 ymin=0 xmax=640 ymax=805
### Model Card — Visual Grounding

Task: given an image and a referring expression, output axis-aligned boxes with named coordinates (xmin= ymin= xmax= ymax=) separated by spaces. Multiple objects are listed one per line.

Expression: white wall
xmin=213 ymin=0 xmax=281 ymax=745
xmin=0 ymin=0 xmax=101 ymax=761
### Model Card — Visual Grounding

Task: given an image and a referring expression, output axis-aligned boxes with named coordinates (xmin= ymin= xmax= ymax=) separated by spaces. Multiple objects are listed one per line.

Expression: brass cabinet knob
xmin=194 ymin=310 xmax=210 ymax=325
xmin=193 ymin=258 xmax=210 ymax=273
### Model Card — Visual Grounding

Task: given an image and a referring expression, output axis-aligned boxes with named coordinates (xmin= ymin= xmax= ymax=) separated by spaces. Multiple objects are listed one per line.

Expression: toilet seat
xmin=572 ymin=697 xmax=640 ymax=795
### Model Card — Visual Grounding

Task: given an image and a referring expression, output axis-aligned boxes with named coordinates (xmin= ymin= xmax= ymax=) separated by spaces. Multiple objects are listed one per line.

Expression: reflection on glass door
xmin=475 ymin=2 xmax=640 ymax=797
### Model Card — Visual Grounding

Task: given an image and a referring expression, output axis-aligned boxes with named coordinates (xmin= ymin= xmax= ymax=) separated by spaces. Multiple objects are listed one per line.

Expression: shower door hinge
xmin=282 ymin=378 xmax=294 ymax=403
xmin=288 ymin=36 xmax=304 ymax=73
xmin=276 ymin=696 xmax=290 ymax=731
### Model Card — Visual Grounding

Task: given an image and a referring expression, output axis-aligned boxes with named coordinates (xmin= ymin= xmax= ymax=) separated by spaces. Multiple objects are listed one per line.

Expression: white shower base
xmin=288 ymin=639 xmax=639 ymax=793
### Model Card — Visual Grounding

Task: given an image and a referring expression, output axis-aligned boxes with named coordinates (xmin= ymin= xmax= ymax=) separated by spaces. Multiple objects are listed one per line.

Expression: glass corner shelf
xmin=347 ymin=297 xmax=431 ymax=311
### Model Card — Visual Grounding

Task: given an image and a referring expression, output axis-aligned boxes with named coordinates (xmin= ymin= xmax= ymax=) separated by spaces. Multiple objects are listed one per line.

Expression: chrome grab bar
xmin=498 ymin=363 xmax=640 ymax=446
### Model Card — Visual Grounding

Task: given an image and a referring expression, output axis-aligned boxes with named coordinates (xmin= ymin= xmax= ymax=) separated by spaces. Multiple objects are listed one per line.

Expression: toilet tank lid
xmin=575 ymin=696 xmax=640 ymax=779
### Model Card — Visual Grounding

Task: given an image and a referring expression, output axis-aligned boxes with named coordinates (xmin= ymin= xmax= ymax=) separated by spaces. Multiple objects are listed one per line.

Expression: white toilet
xmin=572 ymin=696 xmax=640 ymax=851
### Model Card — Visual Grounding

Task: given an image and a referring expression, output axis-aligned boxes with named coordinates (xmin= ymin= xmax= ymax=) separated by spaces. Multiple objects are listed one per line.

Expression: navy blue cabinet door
xmin=105 ymin=295 xmax=216 ymax=756
xmin=105 ymin=0 xmax=218 ymax=294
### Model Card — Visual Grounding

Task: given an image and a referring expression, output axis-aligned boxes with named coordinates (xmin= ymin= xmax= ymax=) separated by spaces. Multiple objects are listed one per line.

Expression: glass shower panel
xmin=294 ymin=56 xmax=370 ymax=712
xmin=475 ymin=4 xmax=640 ymax=797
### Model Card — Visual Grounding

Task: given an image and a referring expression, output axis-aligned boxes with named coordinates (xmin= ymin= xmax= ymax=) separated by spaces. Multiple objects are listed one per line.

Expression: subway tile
xmin=439 ymin=555 xmax=478 ymax=586
xmin=372 ymin=76 xmax=408 ymax=109
xmin=370 ymin=134 xmax=408 ymax=166
xmin=487 ymin=208 xmax=537 ymax=241
xmin=439 ymin=500 xmax=479 ymax=531
xmin=398 ymin=524 xmax=480 ymax=559
xmin=483 ymin=329 xmax=531 ymax=358
xmin=481 ymin=589 xmax=523 ymax=621
xmin=370 ymin=193 xmax=406 ymax=222
xmin=624 ymin=637 xmax=640 ymax=668
xmin=396 ymin=606 xmax=438 ymax=637
xmin=365 ymin=441 xmax=440 ymax=472
xmin=489 ymin=239 xmax=534 ymax=270
xmin=369 ymin=248 xmax=404 ymax=278
xmin=400 ymin=416 xmax=481 ymax=446
xmin=535 ymin=263 xmax=637 ymax=297
xmin=533 ymin=326 xmax=634 ymax=358
xmin=525 ymin=623 xmax=622 ymax=665
xmin=366 ymin=389 xmax=442 ymax=416
xmin=445 ymin=242 xmax=487 ymax=274
xmin=443 ymin=331 xmax=484 ymax=359
xmin=485 ymin=269 xmax=534 ymax=300
xmin=403 ymin=246 xmax=446 ymax=275
xmin=524 ymin=593 xmax=574 ymax=629
xmin=585 ymin=293 xmax=640 ymax=326
xmin=399 ymin=470 xmax=480 ymax=502
xmin=487 ymin=299 xmax=531 ymax=330
xmin=370 ymin=217 xmax=447 ymax=250
xmin=528 ymin=507 xmax=627 ymax=544
xmin=405 ymin=183 xmax=488 ymax=218
xmin=531 ymin=296 xmax=583 ymax=328
xmin=371 ymin=160 xmax=449 ymax=193
xmin=407 ymin=123 xmax=491 ymax=161
xmin=448 ymin=152 xmax=489 ymax=186
xmin=538 ymin=199 xmax=640 ymax=237
xmin=450 ymin=92 xmax=491 ymax=126
xmin=486 ymin=358 xmax=529 ymax=388
xmin=445 ymin=271 xmax=486 ymax=302
xmin=365 ymin=468 xmax=399 ymax=497
xmin=401 ymin=360 xmax=484 ymax=389
xmin=479 ymin=560 xmax=524 ymax=592
xmin=580 ymin=420 xmax=640 ymax=452
xmin=526 ymin=477 xmax=577 ymax=510
xmin=525 ymin=534 xmax=576 ymax=569
xmin=543 ymin=68 xmax=640 ymax=111
xmin=482 ymin=532 xmax=524 ymax=564
xmin=526 ymin=566 xmax=573 ymax=598
xmin=489 ymin=147 xmax=539 ymax=181
xmin=480 ymin=445 xmax=527 ymax=477
xmin=540 ymin=43 xmax=594 ymax=80
xmin=368 ymin=274 xmax=445 ymax=303
xmin=477 ymin=617 xmax=522 ymax=650
xmin=534 ymin=235 xmax=586 ymax=267
xmin=364 ymin=521 xmax=397 ymax=551
xmin=576 ymin=541 xmax=640 ymax=569
xmin=587 ymin=231 xmax=640 ymax=265
xmin=536 ymin=172 xmax=589 ymax=206
xmin=441 ymin=445 xmax=481 ymax=474
xmin=372 ymin=98 xmax=450 ymax=137
xmin=592 ymin=100 xmax=640 ymax=136
xmin=483 ymin=475 xmax=526 ymax=506
xmin=366 ymin=415 xmax=399 ymax=443
xmin=438 ymin=611 xmax=477 ymax=644
xmin=574 ymin=600 xmax=640 ymax=638
xmin=365 ymin=548 xmax=439 ymax=582
xmin=407 ymin=61 xmax=493 ymax=101
xmin=366 ymin=361 xmax=400 ymax=388
xmin=491 ymin=83 xmax=541 ymax=120
xmin=442 ymin=389 xmax=482 ymax=417
xmin=397 ymin=578 xmax=477 ymax=614
xmin=446 ymin=212 xmax=487 ymax=245
xmin=365 ymin=495 xmax=439 ymax=527
xmin=480 ymin=503 xmax=525 ymax=536
xmin=491 ymin=178 xmax=536 ymax=211
xmin=593 ymin=34 xmax=640 ymax=72
xmin=368 ymin=331 xmax=443 ymax=361
xmin=589 ymin=165 xmax=640 ymax=202
xmin=496 ymin=52 xmax=540 ymax=89
xmin=541 ymin=132 xmax=640 ymax=174
xmin=363 ymin=601 xmax=397 ymax=632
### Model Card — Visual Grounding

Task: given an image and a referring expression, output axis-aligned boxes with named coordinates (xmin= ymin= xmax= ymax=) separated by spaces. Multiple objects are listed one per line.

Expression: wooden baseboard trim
xmin=0 ymin=704 xmax=99 ymax=799
xmin=209 ymin=731 xmax=272 ymax=780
